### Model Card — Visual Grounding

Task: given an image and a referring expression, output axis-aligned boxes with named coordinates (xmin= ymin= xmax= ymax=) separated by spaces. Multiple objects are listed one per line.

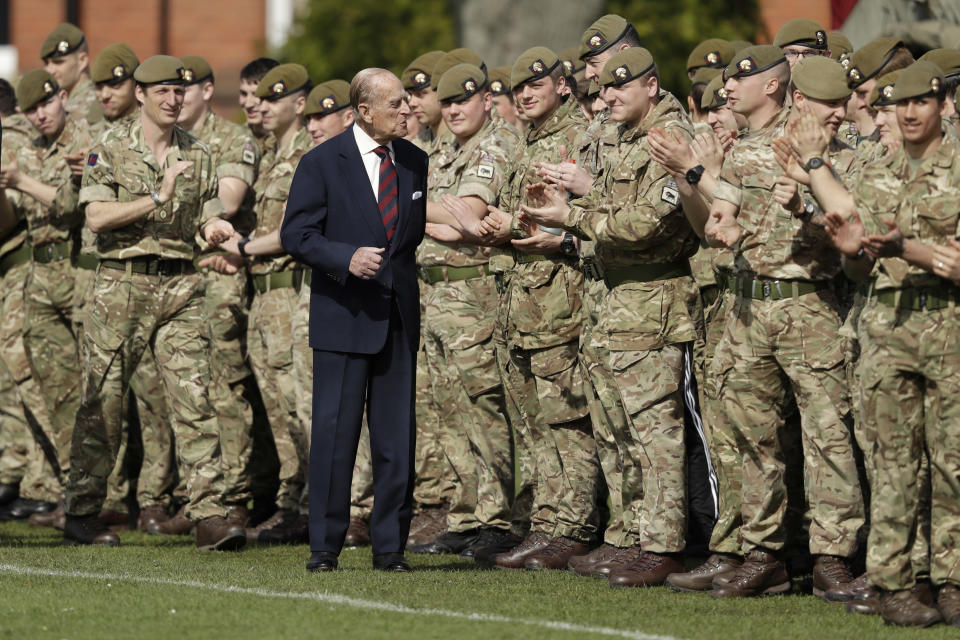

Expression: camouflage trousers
xmin=423 ymin=275 xmax=513 ymax=532
xmin=496 ymin=338 xmax=599 ymax=542
xmin=291 ymin=281 xmax=374 ymax=519
xmin=859 ymin=296 xmax=955 ymax=591
xmin=699 ymin=289 xmax=743 ymax=555
xmin=413 ymin=282 xmax=456 ymax=510
xmin=247 ymin=285 xmax=307 ymax=512
xmin=0 ymin=261 xmax=59 ymax=502
xmin=0 ymin=354 xmax=32 ymax=485
xmin=65 ymin=266 xmax=227 ymax=521
xmin=204 ymin=268 xmax=255 ymax=506
xmin=711 ymin=290 xmax=864 ymax=557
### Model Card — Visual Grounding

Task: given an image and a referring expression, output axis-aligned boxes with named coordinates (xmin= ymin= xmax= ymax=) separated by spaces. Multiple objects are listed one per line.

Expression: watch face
xmin=685 ymin=166 xmax=703 ymax=184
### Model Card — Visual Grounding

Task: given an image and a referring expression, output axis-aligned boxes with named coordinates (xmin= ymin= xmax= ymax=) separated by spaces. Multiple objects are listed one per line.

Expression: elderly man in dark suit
xmin=280 ymin=68 xmax=427 ymax=573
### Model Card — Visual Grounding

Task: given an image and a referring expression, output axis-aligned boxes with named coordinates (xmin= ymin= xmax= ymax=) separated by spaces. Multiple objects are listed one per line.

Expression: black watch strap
xmin=238 ymin=236 xmax=250 ymax=258
xmin=804 ymin=156 xmax=826 ymax=172
xmin=685 ymin=165 xmax=705 ymax=185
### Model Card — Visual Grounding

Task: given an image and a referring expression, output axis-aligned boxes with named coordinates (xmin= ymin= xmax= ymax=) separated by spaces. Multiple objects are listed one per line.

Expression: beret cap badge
xmin=717 ymin=87 xmax=728 ymax=100
xmin=816 ymin=30 xmax=826 ymax=46
xmin=463 ymin=79 xmax=477 ymax=93
xmin=530 ymin=60 xmax=545 ymax=74
xmin=56 ymin=40 xmax=70 ymax=55
xmin=847 ymin=67 xmax=862 ymax=82
xmin=589 ymin=34 xmax=606 ymax=50
xmin=491 ymin=80 xmax=503 ymax=92
xmin=112 ymin=65 xmax=126 ymax=78
xmin=271 ymin=81 xmax=286 ymax=95
xmin=42 ymin=81 xmax=54 ymax=95
xmin=413 ymin=72 xmax=427 ymax=85
xmin=706 ymin=52 xmax=719 ymax=65
xmin=182 ymin=69 xmax=195 ymax=83
xmin=614 ymin=66 xmax=629 ymax=81
xmin=881 ymin=85 xmax=895 ymax=99
xmin=321 ymin=96 xmax=336 ymax=111
xmin=738 ymin=58 xmax=755 ymax=72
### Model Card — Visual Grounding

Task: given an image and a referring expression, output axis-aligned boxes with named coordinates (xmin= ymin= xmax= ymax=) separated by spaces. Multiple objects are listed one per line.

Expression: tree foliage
xmin=280 ymin=0 xmax=457 ymax=82
xmin=605 ymin=0 xmax=759 ymax=98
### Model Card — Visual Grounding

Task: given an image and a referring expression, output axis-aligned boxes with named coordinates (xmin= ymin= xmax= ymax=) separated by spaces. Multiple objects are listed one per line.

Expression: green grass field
xmin=0 ymin=521 xmax=953 ymax=640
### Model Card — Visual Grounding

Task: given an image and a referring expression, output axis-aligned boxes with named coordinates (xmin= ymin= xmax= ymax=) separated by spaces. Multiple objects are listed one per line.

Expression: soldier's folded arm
xmin=83 ymin=191 xmax=155 ymax=233
xmin=0 ymin=190 xmax=15 ymax=238
xmin=217 ymin=176 xmax=249 ymax=218
xmin=279 ymin=154 xmax=354 ymax=284
xmin=564 ymin=187 xmax=682 ymax=248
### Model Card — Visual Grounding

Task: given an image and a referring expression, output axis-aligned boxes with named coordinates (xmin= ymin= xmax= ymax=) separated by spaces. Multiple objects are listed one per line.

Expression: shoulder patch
xmin=87 ymin=153 xmax=98 ymax=166
xmin=477 ymin=163 xmax=495 ymax=179
xmin=242 ymin=141 xmax=256 ymax=165
xmin=661 ymin=182 xmax=679 ymax=205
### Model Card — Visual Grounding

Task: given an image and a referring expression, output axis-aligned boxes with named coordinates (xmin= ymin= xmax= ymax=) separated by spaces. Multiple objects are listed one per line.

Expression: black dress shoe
xmin=409 ymin=528 xmax=479 ymax=554
xmin=373 ymin=552 xmax=411 ymax=572
xmin=5 ymin=498 xmax=57 ymax=520
xmin=0 ymin=483 xmax=19 ymax=505
xmin=306 ymin=552 xmax=339 ymax=572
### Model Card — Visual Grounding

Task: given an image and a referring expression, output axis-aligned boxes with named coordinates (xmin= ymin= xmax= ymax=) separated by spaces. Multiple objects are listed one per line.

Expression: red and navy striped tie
xmin=373 ymin=146 xmax=399 ymax=241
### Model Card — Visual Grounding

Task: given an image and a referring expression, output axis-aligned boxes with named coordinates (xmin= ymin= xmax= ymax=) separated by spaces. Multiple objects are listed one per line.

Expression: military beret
xmin=893 ymin=60 xmax=946 ymax=102
xmin=401 ymin=50 xmax=445 ymax=91
xmin=91 ymin=43 xmax=139 ymax=85
xmin=687 ymin=39 xmax=735 ymax=72
xmin=846 ymin=37 xmax=905 ymax=88
xmin=436 ymin=64 xmax=487 ymax=102
xmin=40 ymin=23 xmax=85 ymax=60
xmin=729 ymin=40 xmax=753 ymax=53
xmin=304 ymin=79 xmax=351 ymax=116
xmin=587 ymin=79 xmax=600 ymax=99
xmin=180 ymin=56 xmax=213 ymax=85
xmin=511 ymin=46 xmax=562 ymax=88
xmin=578 ymin=14 xmax=633 ymax=60
xmin=701 ymin=74 xmax=728 ymax=110
xmin=559 ymin=47 xmax=585 ymax=76
xmin=598 ymin=47 xmax=655 ymax=87
xmin=488 ymin=66 xmax=512 ymax=96
xmin=773 ymin=18 xmax=828 ymax=50
xmin=133 ymin=55 xmax=186 ymax=85
xmin=724 ymin=45 xmax=786 ymax=81
xmin=869 ymin=70 xmax=903 ymax=107
xmin=919 ymin=48 xmax=960 ymax=78
xmin=255 ymin=63 xmax=310 ymax=100
xmin=433 ymin=49 xmax=486 ymax=87
xmin=792 ymin=57 xmax=852 ymax=101
xmin=691 ymin=66 xmax=721 ymax=88
xmin=16 ymin=69 xmax=59 ymax=111
xmin=828 ymin=32 xmax=853 ymax=61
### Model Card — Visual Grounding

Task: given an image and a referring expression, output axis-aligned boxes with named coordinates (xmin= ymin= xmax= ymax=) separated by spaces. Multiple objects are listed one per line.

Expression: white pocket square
xmin=412 ymin=191 xmax=423 ymax=200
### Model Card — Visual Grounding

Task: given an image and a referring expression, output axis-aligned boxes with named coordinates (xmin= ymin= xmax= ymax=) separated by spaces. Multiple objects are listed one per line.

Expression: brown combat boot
xmin=29 ymin=502 xmax=65 ymax=530
xmin=937 ymin=584 xmax=960 ymax=627
xmin=345 ymin=517 xmax=371 ymax=547
xmin=812 ymin=555 xmax=856 ymax=600
xmin=880 ymin=588 xmax=942 ymax=627
xmin=711 ymin=549 xmax=791 ymax=598
xmin=568 ymin=543 xmax=621 ymax=576
xmin=225 ymin=503 xmax=250 ymax=528
xmin=848 ymin=579 xmax=928 ymax=617
xmin=493 ymin=531 xmax=552 ymax=569
xmin=152 ymin=506 xmax=194 ymax=535
xmin=666 ymin=553 xmax=743 ymax=592
xmin=827 ymin=572 xmax=871 ymax=603
xmin=250 ymin=509 xmax=308 ymax=545
xmin=524 ymin=537 xmax=590 ymax=570
xmin=407 ymin=506 xmax=447 ymax=547
xmin=195 ymin=516 xmax=246 ymax=551
xmin=98 ymin=509 xmax=131 ymax=531
xmin=591 ymin=545 xmax=644 ymax=578
xmin=609 ymin=551 xmax=684 ymax=588
xmin=63 ymin=514 xmax=120 ymax=546
xmin=244 ymin=508 xmax=287 ymax=543
xmin=138 ymin=506 xmax=170 ymax=533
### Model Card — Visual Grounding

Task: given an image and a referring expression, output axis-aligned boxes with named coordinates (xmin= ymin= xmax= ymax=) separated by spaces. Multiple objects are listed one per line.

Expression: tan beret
xmin=304 ymin=79 xmax=350 ymax=116
xmin=180 ymin=56 xmax=213 ymax=85
xmin=846 ymin=37 xmax=905 ymax=88
xmin=773 ymin=18 xmax=828 ymax=50
xmin=402 ymin=51 xmax=445 ymax=91
xmin=792 ymin=57 xmax=852 ymax=101
xmin=16 ymin=69 xmax=59 ymax=111
xmin=511 ymin=46 xmax=561 ymax=89
xmin=870 ymin=70 xmax=903 ymax=107
xmin=687 ymin=39 xmax=735 ymax=72
xmin=724 ymin=45 xmax=786 ymax=80
xmin=133 ymin=55 xmax=186 ymax=85
xmin=488 ymin=66 xmax=511 ymax=96
xmin=92 ymin=43 xmax=139 ymax=84
xmin=436 ymin=64 xmax=487 ymax=102
xmin=893 ymin=60 xmax=945 ymax=102
xmin=598 ymin=47 xmax=655 ymax=87
xmin=578 ymin=14 xmax=632 ymax=60
xmin=433 ymin=49 xmax=486 ymax=87
xmin=701 ymin=74 xmax=728 ymax=110
xmin=255 ymin=64 xmax=310 ymax=100
xmin=40 ymin=23 xmax=85 ymax=60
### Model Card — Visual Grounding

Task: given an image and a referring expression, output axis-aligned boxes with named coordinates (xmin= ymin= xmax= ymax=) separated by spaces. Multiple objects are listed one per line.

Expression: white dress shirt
xmin=352 ymin=123 xmax=396 ymax=200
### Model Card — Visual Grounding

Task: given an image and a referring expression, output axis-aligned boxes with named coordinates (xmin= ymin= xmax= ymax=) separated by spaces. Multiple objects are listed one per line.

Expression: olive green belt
xmin=582 ymin=259 xmax=691 ymax=288
xmin=0 ymin=244 xmax=31 ymax=277
xmin=418 ymin=263 xmax=491 ymax=284
xmin=100 ymin=257 xmax=195 ymax=276
xmin=875 ymin=285 xmax=960 ymax=311
xmin=252 ymin=269 xmax=303 ymax=294
xmin=512 ymin=249 xmax=550 ymax=265
xmin=32 ymin=240 xmax=74 ymax=264
xmin=75 ymin=254 xmax=98 ymax=271
xmin=723 ymin=274 xmax=831 ymax=301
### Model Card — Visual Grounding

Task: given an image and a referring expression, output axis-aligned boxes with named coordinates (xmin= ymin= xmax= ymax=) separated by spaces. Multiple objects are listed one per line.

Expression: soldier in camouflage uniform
xmin=209 ymin=64 xmax=313 ymax=545
xmin=704 ymin=49 xmax=864 ymax=598
xmin=63 ymin=55 xmax=244 ymax=550
xmin=483 ymin=47 xmax=599 ymax=571
xmin=844 ymin=38 xmax=915 ymax=155
xmin=523 ymin=47 xmax=703 ymax=587
xmin=1 ymin=70 xmax=93 ymax=521
xmin=40 ymin=23 xmax=103 ymax=128
xmin=178 ymin=56 xmax=261 ymax=529
xmin=403 ymin=64 xmax=520 ymax=558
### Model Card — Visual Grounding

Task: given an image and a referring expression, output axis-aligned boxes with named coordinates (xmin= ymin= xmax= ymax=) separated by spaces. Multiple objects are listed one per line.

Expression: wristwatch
xmin=560 ymin=232 xmax=577 ymax=257
xmin=685 ymin=164 xmax=705 ymax=185
xmin=238 ymin=236 xmax=251 ymax=258
xmin=801 ymin=198 xmax=817 ymax=217
xmin=804 ymin=157 xmax=827 ymax=172
xmin=150 ymin=191 xmax=163 ymax=207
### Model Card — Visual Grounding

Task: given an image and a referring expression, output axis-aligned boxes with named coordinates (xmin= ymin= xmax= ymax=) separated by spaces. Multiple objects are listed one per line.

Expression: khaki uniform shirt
xmin=194 ymin=110 xmax=260 ymax=236
xmin=1 ymin=115 xmax=36 ymax=259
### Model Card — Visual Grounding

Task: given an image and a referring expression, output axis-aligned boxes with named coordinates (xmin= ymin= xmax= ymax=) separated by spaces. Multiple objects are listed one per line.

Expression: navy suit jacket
xmin=280 ymin=129 xmax=427 ymax=355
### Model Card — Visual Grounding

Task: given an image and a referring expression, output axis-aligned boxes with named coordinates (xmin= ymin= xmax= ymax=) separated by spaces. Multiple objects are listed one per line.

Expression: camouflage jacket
xmin=79 ymin=118 xmax=223 ymax=260
xmin=1 ymin=114 xmax=34 ymax=259
xmin=853 ymin=135 xmax=960 ymax=291
xmin=249 ymin=126 xmax=311 ymax=275
xmin=492 ymin=96 xmax=588 ymax=350
xmin=15 ymin=117 xmax=93 ymax=246
xmin=194 ymin=110 xmax=260 ymax=237
xmin=65 ymin=75 xmax=103 ymax=127
xmin=418 ymin=116 xmax=519 ymax=267
xmin=715 ymin=106 xmax=847 ymax=281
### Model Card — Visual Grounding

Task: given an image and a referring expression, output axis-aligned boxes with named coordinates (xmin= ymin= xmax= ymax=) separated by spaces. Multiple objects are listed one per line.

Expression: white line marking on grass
xmin=0 ymin=564 xmax=679 ymax=639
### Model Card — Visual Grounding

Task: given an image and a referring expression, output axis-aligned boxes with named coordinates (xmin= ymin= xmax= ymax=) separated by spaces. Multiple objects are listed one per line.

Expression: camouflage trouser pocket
xmin=608 ymin=347 xmax=682 ymax=418
xmin=528 ymin=341 xmax=590 ymax=425
xmin=449 ymin=339 xmax=501 ymax=398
